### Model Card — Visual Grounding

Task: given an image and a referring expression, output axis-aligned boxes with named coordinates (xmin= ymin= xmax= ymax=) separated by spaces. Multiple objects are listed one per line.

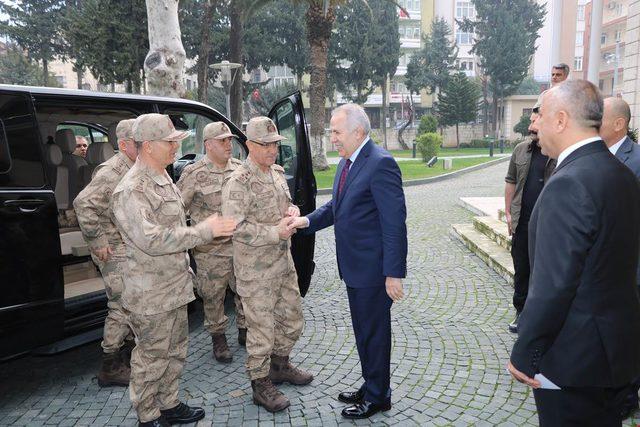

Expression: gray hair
xmin=552 ymin=63 xmax=570 ymax=75
xmin=551 ymin=79 xmax=603 ymax=129
xmin=332 ymin=103 xmax=371 ymax=135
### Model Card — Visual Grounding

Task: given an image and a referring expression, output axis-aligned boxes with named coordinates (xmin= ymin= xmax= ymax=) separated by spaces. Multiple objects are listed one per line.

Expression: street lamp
xmin=210 ymin=60 xmax=242 ymax=117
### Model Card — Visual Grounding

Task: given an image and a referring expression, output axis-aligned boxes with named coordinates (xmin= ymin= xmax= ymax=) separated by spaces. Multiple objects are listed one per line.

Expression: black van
xmin=0 ymin=85 xmax=317 ymax=360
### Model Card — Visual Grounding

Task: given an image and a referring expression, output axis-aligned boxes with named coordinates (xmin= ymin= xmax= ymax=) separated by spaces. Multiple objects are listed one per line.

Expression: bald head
xmin=532 ymin=80 xmax=602 ymax=158
xmin=600 ymin=97 xmax=631 ymax=147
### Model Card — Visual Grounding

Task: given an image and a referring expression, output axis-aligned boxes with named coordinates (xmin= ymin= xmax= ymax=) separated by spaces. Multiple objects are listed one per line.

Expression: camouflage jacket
xmin=222 ymin=157 xmax=295 ymax=281
xmin=177 ymin=156 xmax=242 ymax=256
xmin=111 ymin=160 xmax=213 ymax=315
xmin=73 ymin=152 xmax=133 ymax=258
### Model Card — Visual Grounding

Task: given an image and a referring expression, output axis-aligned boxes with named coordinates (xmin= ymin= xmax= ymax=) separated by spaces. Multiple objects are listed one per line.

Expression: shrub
xmin=416 ymin=132 xmax=442 ymax=162
xmin=513 ymin=114 xmax=531 ymax=137
xmin=417 ymin=115 xmax=438 ymax=136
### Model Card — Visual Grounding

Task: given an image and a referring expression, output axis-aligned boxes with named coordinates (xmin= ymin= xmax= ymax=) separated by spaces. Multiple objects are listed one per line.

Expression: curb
xmin=316 ymin=156 xmax=510 ymax=195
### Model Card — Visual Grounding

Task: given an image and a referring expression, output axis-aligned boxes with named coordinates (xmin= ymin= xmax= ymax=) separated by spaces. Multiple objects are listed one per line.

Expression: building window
xmin=577 ymin=5 xmax=585 ymax=21
xmin=601 ymin=33 xmax=607 ymax=45
xmin=615 ymin=30 xmax=623 ymax=42
xmin=574 ymin=56 xmax=583 ymax=71
xmin=599 ymin=79 xmax=604 ymax=90
xmin=456 ymin=31 xmax=473 ymax=45
xmin=576 ymin=31 xmax=584 ymax=47
xmin=398 ymin=26 xmax=405 ymax=38
xmin=267 ymin=65 xmax=295 ymax=87
xmin=55 ymin=75 xmax=66 ymax=87
xmin=456 ymin=1 xmax=475 ymax=19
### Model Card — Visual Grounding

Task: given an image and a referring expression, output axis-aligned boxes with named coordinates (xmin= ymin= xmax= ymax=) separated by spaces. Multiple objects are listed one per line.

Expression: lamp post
xmin=210 ymin=60 xmax=242 ymax=117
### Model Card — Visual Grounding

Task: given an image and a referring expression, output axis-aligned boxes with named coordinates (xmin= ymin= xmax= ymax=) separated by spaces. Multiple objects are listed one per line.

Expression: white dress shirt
xmin=608 ymin=136 xmax=626 ymax=155
xmin=556 ymin=136 xmax=602 ymax=168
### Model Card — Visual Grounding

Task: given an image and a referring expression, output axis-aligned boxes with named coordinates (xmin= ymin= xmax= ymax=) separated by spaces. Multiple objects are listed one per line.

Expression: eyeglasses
xmin=250 ymin=140 xmax=279 ymax=148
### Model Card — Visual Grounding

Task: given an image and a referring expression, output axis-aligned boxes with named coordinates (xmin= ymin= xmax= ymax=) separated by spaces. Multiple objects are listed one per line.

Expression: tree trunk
xmin=381 ymin=74 xmax=388 ymax=150
xmin=144 ymin=0 xmax=186 ymax=98
xmin=196 ymin=0 xmax=215 ymax=103
xmin=296 ymin=72 xmax=303 ymax=91
xmin=491 ymin=93 xmax=499 ymax=137
xmin=76 ymin=67 xmax=83 ymax=89
xmin=455 ymin=123 xmax=460 ymax=148
xmin=43 ymin=59 xmax=48 ymax=86
xmin=482 ymin=77 xmax=489 ymax=136
xmin=305 ymin=3 xmax=334 ymax=171
xmin=229 ymin=0 xmax=243 ymax=124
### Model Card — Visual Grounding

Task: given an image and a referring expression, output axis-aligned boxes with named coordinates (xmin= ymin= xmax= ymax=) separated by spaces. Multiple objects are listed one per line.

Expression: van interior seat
xmin=45 ymin=143 xmax=70 ymax=210
xmin=55 ymin=129 xmax=88 ymax=204
xmin=59 ymin=229 xmax=87 ymax=256
xmin=86 ymin=140 xmax=115 ymax=179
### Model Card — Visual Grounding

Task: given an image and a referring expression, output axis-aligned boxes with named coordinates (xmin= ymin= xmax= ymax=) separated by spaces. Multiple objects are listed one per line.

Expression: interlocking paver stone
xmin=1 ymin=161 xmax=639 ymax=426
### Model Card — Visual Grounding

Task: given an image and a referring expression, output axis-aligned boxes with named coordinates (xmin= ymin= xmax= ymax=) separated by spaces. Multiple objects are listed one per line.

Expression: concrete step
xmin=473 ymin=216 xmax=512 ymax=251
xmin=452 ymin=223 xmax=514 ymax=284
xmin=498 ymin=208 xmax=507 ymax=223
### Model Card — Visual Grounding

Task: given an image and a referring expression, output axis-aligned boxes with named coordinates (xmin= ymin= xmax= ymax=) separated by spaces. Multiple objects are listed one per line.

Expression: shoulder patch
xmin=229 ymin=191 xmax=244 ymax=200
xmin=230 ymin=158 xmax=243 ymax=165
xmin=271 ymin=164 xmax=285 ymax=173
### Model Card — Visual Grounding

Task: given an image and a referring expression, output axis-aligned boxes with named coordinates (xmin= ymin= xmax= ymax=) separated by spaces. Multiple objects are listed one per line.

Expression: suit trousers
xmin=533 ymin=386 xmax=625 ymax=427
xmin=511 ymin=221 xmax=530 ymax=313
xmin=346 ymin=285 xmax=393 ymax=404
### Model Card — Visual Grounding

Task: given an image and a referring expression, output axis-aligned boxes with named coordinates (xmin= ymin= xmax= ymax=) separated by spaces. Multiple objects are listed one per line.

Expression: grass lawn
xmin=314 ymin=157 xmax=499 ymax=189
xmin=326 ymin=147 xmax=513 ymax=158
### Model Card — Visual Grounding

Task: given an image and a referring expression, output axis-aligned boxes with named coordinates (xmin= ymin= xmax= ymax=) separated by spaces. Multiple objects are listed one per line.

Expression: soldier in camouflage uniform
xmin=74 ymin=119 xmax=137 ymax=387
xmin=177 ymin=122 xmax=246 ymax=363
xmin=111 ymin=114 xmax=236 ymax=427
xmin=222 ymin=116 xmax=313 ymax=413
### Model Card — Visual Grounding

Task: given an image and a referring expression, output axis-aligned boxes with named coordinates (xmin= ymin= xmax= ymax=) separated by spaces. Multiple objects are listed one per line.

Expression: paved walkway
xmin=0 ymin=162 xmax=637 ymax=426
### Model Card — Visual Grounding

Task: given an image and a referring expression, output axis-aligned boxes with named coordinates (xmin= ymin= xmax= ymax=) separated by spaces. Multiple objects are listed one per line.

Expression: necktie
xmin=338 ymin=159 xmax=352 ymax=196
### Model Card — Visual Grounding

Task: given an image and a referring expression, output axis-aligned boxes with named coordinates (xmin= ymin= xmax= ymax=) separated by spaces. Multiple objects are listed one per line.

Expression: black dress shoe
xmin=508 ymin=312 xmax=521 ymax=333
xmin=341 ymin=400 xmax=392 ymax=419
xmin=160 ymin=402 xmax=205 ymax=424
xmin=338 ymin=388 xmax=365 ymax=404
xmin=139 ymin=416 xmax=169 ymax=427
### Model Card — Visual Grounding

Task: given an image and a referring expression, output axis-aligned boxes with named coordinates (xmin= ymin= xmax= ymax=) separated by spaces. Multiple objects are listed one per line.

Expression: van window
xmin=165 ymin=110 xmax=246 ymax=161
xmin=0 ymin=93 xmax=45 ymax=187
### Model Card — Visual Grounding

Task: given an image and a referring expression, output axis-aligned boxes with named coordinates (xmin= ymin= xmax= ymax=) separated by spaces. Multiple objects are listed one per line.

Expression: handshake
xmin=277 ymin=206 xmax=308 ymax=240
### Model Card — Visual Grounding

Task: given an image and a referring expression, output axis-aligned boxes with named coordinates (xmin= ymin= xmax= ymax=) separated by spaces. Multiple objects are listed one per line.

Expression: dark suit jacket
xmin=511 ymin=140 xmax=640 ymax=388
xmin=615 ymin=136 xmax=640 ymax=287
xmin=305 ymin=139 xmax=407 ymax=287
xmin=615 ymin=136 xmax=640 ymax=177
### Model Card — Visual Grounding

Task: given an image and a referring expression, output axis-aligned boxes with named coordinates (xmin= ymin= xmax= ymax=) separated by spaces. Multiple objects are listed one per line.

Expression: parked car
xmin=0 ymin=85 xmax=317 ymax=360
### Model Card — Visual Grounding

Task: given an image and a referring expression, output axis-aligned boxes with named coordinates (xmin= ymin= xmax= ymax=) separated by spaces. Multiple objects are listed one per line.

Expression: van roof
xmin=0 ymin=84 xmax=215 ymax=110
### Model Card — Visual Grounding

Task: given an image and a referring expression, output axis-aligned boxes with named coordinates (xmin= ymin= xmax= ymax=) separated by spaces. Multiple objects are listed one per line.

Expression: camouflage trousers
xmin=237 ymin=270 xmax=304 ymax=380
xmin=96 ymin=257 xmax=132 ymax=354
xmin=194 ymin=253 xmax=245 ymax=335
xmin=128 ymin=306 xmax=188 ymax=423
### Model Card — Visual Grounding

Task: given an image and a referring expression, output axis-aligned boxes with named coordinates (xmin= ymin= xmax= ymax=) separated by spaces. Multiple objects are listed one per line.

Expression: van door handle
xmin=4 ymin=199 xmax=46 ymax=212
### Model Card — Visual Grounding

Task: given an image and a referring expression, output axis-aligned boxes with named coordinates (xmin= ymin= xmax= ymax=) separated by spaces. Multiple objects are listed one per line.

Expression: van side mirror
xmin=0 ymin=120 xmax=11 ymax=174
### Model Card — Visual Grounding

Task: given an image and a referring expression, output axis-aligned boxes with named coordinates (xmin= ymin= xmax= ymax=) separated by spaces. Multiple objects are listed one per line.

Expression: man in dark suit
xmin=507 ymin=80 xmax=640 ymax=426
xmin=288 ymin=103 xmax=408 ymax=419
xmin=600 ymin=96 xmax=640 ymax=418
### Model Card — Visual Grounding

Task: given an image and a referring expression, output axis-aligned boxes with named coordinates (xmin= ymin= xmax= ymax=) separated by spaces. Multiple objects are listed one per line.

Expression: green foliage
xmin=244 ymin=1 xmax=309 ymax=81
xmin=514 ymin=114 xmax=531 ymax=137
xmin=418 ymin=115 xmax=438 ymax=135
xmin=0 ymin=45 xmax=61 ymax=87
xmin=330 ymin=0 xmax=400 ymax=103
xmin=0 ymin=0 xmax=65 ymax=85
xmin=416 ymin=132 xmax=442 ymax=162
xmin=64 ymin=0 xmax=148 ymax=92
xmin=629 ymin=128 xmax=638 ymax=143
xmin=437 ymin=73 xmax=481 ymax=127
xmin=515 ymin=76 xmax=541 ymax=95
xmin=460 ymin=0 xmax=545 ymax=99
xmin=405 ymin=17 xmax=457 ymax=95
xmin=247 ymin=82 xmax=299 ymax=116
